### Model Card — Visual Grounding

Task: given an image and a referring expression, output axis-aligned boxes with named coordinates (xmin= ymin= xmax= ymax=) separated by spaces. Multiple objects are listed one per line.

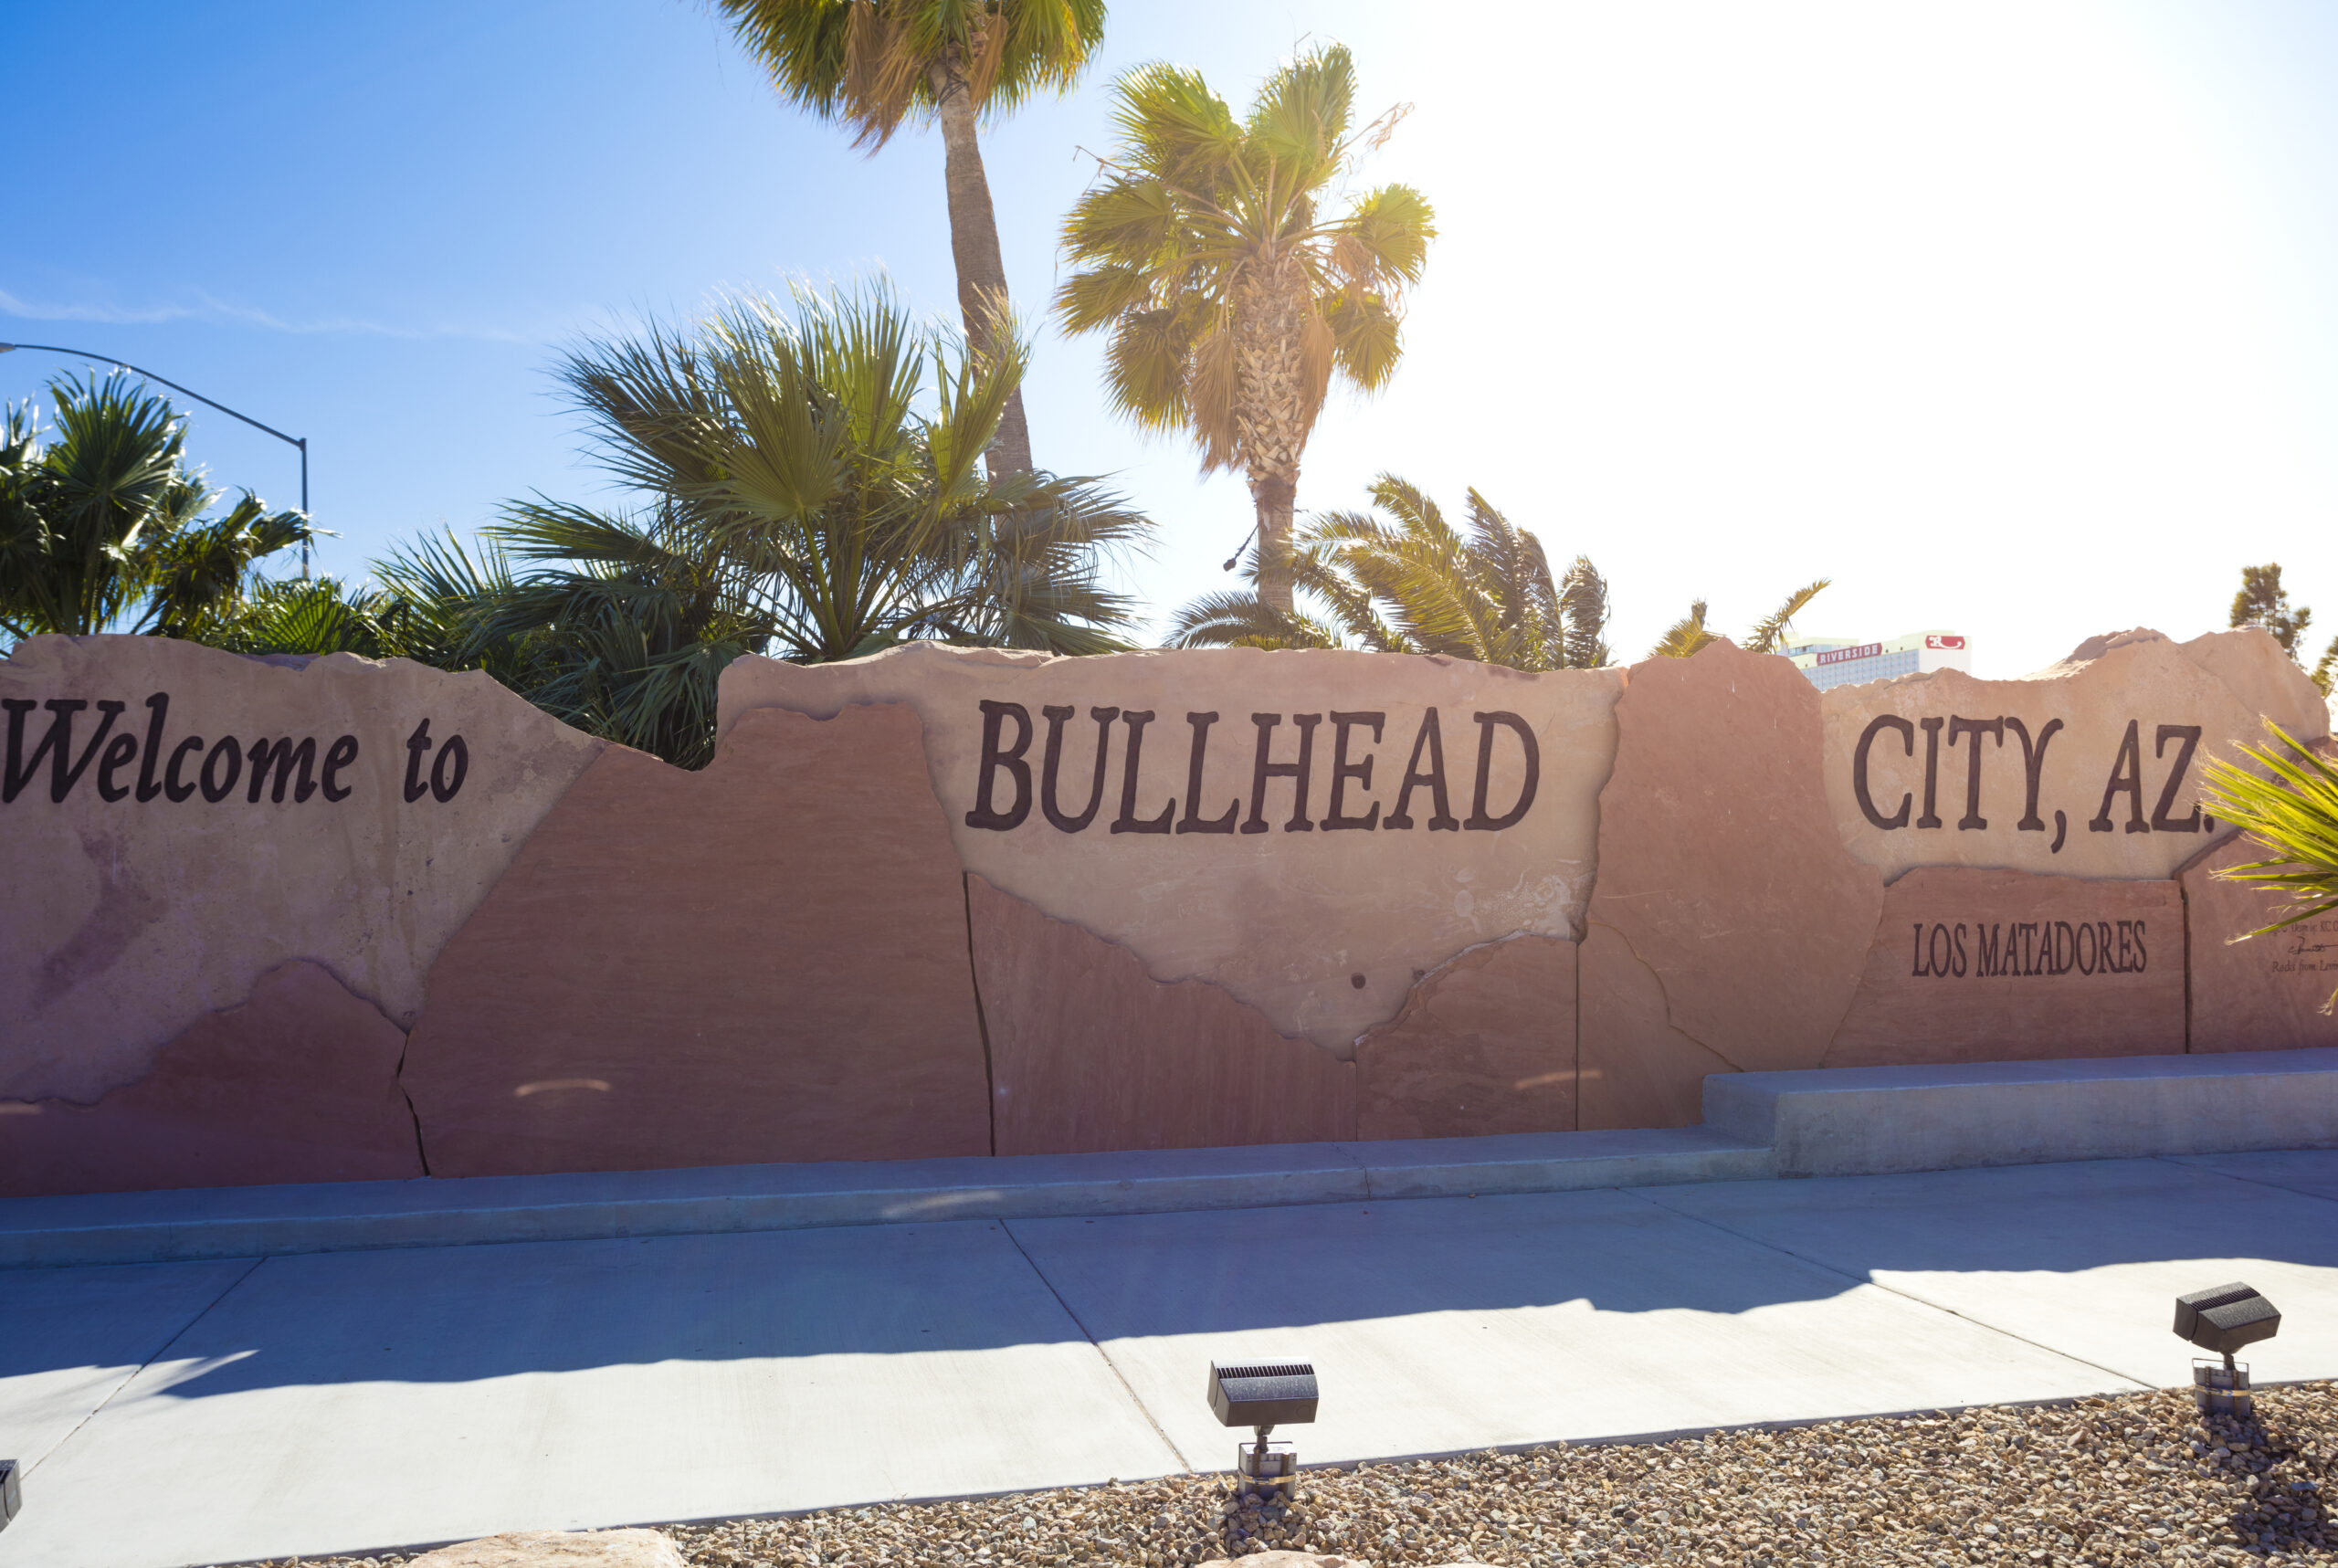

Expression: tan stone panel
xmin=1354 ymin=935 xmax=1575 ymax=1141
xmin=2176 ymin=629 xmax=2333 ymax=741
xmin=0 ymin=635 xmax=603 ymax=1100
xmin=1820 ymin=627 xmax=2328 ymax=884
xmin=1584 ymin=640 xmax=1885 ymax=1072
xmin=721 ymin=644 xmax=1624 ymax=1055
xmin=402 ymin=704 xmax=989 ymax=1176
xmin=1823 ymin=868 xmax=2185 ymax=1068
xmin=1575 ymin=923 xmax=1735 ymax=1131
xmin=2183 ymin=834 xmax=2338 ymax=1053
xmin=969 ymin=874 xmax=1354 ymax=1155
xmin=0 ymin=960 xmax=421 ymax=1198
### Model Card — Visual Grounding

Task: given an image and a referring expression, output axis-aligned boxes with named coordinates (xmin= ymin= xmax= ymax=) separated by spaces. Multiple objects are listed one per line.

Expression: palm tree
xmin=0 ymin=372 xmax=314 ymax=643
xmin=418 ymin=284 xmax=1147 ymax=767
xmin=1170 ymin=475 xmax=1608 ymax=671
xmin=714 ymin=0 xmax=1109 ymax=479
xmin=205 ymin=532 xmax=526 ymax=675
xmin=1055 ymin=44 xmax=1436 ymax=613
xmin=1648 ymin=581 xmax=1830 ymax=659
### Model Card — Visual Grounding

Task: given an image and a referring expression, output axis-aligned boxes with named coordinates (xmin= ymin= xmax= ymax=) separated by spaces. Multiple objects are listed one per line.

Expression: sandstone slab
xmin=2174 ymin=628 xmax=2334 ymax=740
xmin=409 ymin=1530 xmax=685 ymax=1568
xmin=969 ymin=874 xmax=1355 ymax=1154
xmin=721 ymin=643 xmax=1624 ymax=1053
xmin=1823 ymin=868 xmax=2185 ymax=1068
xmin=2183 ymin=833 xmax=2338 ymax=1053
xmin=1580 ymin=639 xmax=1885 ymax=1075
xmin=401 ymin=703 xmax=989 ymax=1177
xmin=1354 ymin=934 xmax=1576 ymax=1140
xmin=0 ymin=959 xmax=422 ymax=1197
xmin=0 ymin=635 xmax=602 ymax=1100
xmin=1575 ymin=922 xmax=1735 ymax=1130
xmin=1820 ymin=627 xmax=2330 ymax=884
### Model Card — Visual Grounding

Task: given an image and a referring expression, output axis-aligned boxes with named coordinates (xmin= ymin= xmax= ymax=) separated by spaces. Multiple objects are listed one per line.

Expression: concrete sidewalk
xmin=2 ymin=1150 xmax=2334 ymax=1568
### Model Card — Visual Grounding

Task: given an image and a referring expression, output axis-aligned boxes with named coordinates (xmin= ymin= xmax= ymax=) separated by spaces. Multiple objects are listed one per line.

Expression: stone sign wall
xmin=1 ymin=626 xmax=2331 ymax=1197
xmin=719 ymin=644 xmax=1623 ymax=1052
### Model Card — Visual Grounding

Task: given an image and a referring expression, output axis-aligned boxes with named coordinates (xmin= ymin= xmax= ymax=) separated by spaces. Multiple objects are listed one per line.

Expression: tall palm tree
xmin=714 ymin=0 xmax=1109 ymax=479
xmin=1171 ymin=475 xmax=1608 ymax=671
xmin=416 ymin=284 xmax=1147 ymax=767
xmin=1648 ymin=580 xmax=1831 ymax=658
xmin=0 ymin=373 xmax=313 ymax=643
xmin=1055 ymin=44 xmax=1436 ymax=612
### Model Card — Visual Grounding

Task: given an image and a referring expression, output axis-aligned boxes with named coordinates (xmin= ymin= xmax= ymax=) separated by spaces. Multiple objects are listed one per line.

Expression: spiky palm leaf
xmin=207 ymin=579 xmax=395 ymax=658
xmin=1648 ymin=580 xmax=1831 ymax=659
xmin=1649 ymin=599 xmax=1715 ymax=660
xmin=1558 ymin=555 xmax=1612 ymax=669
xmin=1174 ymin=473 xmax=1602 ymax=673
xmin=427 ymin=284 xmax=1148 ymax=768
xmin=2200 ymin=723 xmax=2338 ymax=1014
xmin=1164 ymin=589 xmax=1341 ymax=652
xmin=0 ymin=373 xmax=315 ymax=643
xmin=1056 ymin=44 xmax=1435 ymax=610
xmin=1743 ymin=579 xmax=1832 ymax=656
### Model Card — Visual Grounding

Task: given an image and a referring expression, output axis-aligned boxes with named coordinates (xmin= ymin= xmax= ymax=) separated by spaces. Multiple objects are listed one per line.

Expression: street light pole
xmin=0 ymin=342 xmax=313 ymax=578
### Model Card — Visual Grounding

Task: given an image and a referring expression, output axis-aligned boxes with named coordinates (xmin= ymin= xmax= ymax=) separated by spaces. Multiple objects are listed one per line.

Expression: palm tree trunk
xmin=930 ymin=65 xmax=1035 ymax=479
xmin=1250 ymin=471 xmax=1297 ymax=613
xmin=1234 ymin=254 xmax=1311 ymax=616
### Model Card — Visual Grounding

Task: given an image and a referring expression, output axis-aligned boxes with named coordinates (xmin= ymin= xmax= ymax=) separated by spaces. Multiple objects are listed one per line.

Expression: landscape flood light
xmin=2175 ymin=1281 xmax=2280 ymax=1418
xmin=1208 ymin=1361 xmax=1318 ymax=1496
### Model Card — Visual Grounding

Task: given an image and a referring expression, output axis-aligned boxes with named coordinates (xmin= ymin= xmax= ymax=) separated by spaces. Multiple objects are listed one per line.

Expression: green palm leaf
xmin=388 ymin=284 xmax=1151 ymax=768
xmin=2200 ymin=724 xmax=2338 ymax=1016
xmin=1056 ymin=43 xmax=1435 ymax=612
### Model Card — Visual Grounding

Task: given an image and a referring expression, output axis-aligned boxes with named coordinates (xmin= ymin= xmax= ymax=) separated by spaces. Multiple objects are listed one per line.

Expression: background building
xmin=1781 ymin=631 xmax=1971 ymax=689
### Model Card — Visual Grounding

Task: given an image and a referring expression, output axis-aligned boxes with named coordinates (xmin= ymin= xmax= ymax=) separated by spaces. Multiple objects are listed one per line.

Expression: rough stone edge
xmin=0 ymin=955 xmax=411 ymax=1112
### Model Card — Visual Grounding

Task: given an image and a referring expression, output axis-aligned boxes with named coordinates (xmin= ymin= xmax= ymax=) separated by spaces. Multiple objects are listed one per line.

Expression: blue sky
xmin=7 ymin=0 xmax=2338 ymax=677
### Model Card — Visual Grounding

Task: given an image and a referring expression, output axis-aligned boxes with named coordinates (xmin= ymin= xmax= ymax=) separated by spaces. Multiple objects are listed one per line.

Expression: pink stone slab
xmin=1583 ymin=640 xmax=1885 ymax=1076
xmin=0 ymin=959 xmax=421 ymax=1197
xmin=2183 ymin=834 xmax=2338 ymax=1053
xmin=401 ymin=704 xmax=990 ymax=1176
xmin=968 ymin=875 xmax=1355 ymax=1155
xmin=0 ymin=635 xmax=603 ymax=1102
xmin=1575 ymin=923 xmax=1735 ymax=1131
xmin=1823 ymin=867 xmax=2185 ymax=1068
xmin=1354 ymin=935 xmax=1576 ymax=1140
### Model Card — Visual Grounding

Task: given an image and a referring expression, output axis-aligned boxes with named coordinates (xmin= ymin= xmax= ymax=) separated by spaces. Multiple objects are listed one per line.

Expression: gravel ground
xmin=240 ymin=1381 xmax=2333 ymax=1568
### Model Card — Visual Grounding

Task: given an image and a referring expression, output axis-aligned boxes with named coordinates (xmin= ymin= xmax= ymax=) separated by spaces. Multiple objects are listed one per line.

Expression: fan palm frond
xmin=0 ymin=373 xmax=314 ymax=643
xmin=384 ymin=284 xmax=1151 ymax=767
xmin=1056 ymin=44 xmax=1435 ymax=610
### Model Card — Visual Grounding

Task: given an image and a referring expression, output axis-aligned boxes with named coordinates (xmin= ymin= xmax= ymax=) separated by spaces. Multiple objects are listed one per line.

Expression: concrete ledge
xmin=1705 ymin=1048 xmax=2338 ymax=1177
xmin=12 ymin=1050 xmax=2330 ymax=1268
xmin=0 ymin=1127 xmax=1772 ymax=1268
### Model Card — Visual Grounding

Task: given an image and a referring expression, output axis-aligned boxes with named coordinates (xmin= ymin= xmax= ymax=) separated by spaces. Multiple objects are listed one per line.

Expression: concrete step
xmin=1708 ymin=1047 xmax=2338 ymax=1176
xmin=7 ymin=1048 xmax=2330 ymax=1268
xmin=0 ymin=1126 xmax=1770 ymax=1268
